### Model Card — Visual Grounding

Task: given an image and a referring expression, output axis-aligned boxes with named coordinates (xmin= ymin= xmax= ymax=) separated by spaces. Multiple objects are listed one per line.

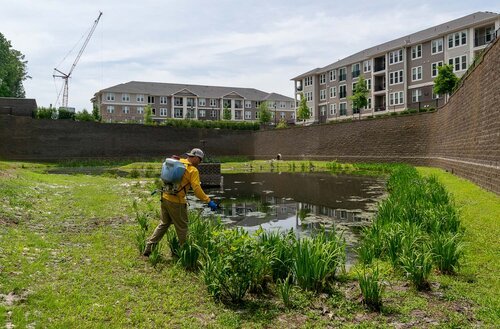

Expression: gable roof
xmin=292 ymin=11 xmax=499 ymax=80
xmin=97 ymin=81 xmax=293 ymax=101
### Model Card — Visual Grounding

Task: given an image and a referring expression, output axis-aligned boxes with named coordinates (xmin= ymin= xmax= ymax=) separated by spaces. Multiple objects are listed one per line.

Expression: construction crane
xmin=53 ymin=11 xmax=102 ymax=109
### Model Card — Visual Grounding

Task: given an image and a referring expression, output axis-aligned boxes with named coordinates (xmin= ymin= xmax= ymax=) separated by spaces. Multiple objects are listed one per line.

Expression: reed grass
xmin=358 ymin=267 xmax=384 ymax=311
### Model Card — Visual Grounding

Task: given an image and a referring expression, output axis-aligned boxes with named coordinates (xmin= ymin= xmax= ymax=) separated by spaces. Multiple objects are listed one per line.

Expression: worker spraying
xmin=143 ymin=148 xmax=218 ymax=257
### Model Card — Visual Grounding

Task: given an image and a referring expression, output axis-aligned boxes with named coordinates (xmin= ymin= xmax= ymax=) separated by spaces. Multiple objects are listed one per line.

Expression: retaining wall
xmin=0 ymin=36 xmax=498 ymax=194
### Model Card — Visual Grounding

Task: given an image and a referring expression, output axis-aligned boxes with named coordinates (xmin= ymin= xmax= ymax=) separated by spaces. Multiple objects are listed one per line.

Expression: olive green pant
xmin=147 ymin=199 xmax=189 ymax=247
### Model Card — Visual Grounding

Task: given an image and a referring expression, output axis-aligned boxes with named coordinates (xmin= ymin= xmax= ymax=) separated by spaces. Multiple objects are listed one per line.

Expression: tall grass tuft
xmin=276 ymin=275 xmax=294 ymax=308
xmin=178 ymin=241 xmax=201 ymax=271
xmin=292 ymin=230 xmax=344 ymax=291
xmin=148 ymin=242 xmax=163 ymax=267
xmin=166 ymin=229 xmax=180 ymax=257
xmin=400 ymin=243 xmax=433 ymax=290
xmin=431 ymin=232 xmax=464 ymax=274
xmin=358 ymin=267 xmax=384 ymax=311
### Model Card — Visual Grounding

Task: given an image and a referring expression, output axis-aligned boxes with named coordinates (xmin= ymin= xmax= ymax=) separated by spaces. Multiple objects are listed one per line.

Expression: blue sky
xmin=1 ymin=0 xmax=498 ymax=110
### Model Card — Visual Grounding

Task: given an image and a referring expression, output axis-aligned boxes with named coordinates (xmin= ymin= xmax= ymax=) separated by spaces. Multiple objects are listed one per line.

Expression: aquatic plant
xmin=358 ymin=266 xmax=384 ymax=311
xmin=431 ymin=232 xmax=464 ymax=274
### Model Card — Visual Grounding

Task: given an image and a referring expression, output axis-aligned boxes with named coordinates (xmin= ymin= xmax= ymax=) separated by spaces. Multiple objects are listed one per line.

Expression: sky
xmin=1 ymin=0 xmax=498 ymax=111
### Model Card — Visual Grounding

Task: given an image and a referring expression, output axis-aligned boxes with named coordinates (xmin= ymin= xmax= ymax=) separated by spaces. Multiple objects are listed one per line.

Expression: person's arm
xmin=189 ymin=169 xmax=210 ymax=203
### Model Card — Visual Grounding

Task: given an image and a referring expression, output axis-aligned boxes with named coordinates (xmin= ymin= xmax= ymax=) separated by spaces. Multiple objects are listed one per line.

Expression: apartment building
xmin=292 ymin=12 xmax=499 ymax=124
xmin=93 ymin=81 xmax=295 ymax=124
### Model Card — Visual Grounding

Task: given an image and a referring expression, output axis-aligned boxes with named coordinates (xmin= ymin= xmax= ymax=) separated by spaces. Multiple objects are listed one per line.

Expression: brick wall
xmin=0 ymin=37 xmax=498 ymax=194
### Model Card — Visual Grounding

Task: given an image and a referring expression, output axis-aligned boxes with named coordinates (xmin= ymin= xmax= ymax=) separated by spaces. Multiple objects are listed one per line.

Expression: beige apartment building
xmin=292 ymin=12 xmax=499 ymax=124
xmin=93 ymin=81 xmax=295 ymax=124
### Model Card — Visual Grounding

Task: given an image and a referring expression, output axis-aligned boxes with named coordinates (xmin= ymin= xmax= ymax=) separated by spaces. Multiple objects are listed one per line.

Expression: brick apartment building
xmin=292 ymin=11 xmax=499 ymax=124
xmin=93 ymin=81 xmax=295 ymax=124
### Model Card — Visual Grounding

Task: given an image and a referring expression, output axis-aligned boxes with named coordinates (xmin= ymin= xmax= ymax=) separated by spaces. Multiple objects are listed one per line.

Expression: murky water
xmin=189 ymin=172 xmax=386 ymax=266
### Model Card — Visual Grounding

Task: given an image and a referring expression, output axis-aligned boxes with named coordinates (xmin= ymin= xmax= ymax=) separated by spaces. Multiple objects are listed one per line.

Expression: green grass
xmin=0 ymin=161 xmax=498 ymax=328
xmin=417 ymin=167 xmax=500 ymax=325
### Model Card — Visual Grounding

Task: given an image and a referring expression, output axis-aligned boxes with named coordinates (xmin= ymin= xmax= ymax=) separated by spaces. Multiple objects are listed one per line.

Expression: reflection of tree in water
xmin=298 ymin=208 xmax=310 ymax=221
xmin=256 ymin=201 xmax=272 ymax=215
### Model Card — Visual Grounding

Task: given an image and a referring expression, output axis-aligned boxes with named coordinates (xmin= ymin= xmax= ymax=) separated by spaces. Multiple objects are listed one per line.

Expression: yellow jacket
xmin=162 ymin=158 xmax=211 ymax=204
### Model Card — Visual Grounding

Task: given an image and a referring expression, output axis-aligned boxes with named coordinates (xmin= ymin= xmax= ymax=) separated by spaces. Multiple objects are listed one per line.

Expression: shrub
xmin=34 ymin=107 xmax=56 ymax=119
xmin=75 ymin=109 xmax=95 ymax=121
xmin=58 ymin=109 xmax=75 ymax=120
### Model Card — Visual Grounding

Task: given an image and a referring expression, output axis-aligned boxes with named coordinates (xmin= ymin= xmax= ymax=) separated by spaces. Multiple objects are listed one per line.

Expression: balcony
xmin=296 ymin=84 xmax=303 ymax=91
xmin=374 ymin=56 xmax=386 ymax=72
xmin=474 ymin=26 xmax=496 ymax=47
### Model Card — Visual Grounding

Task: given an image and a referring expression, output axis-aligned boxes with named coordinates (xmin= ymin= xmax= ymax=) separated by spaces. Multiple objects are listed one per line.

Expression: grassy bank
xmin=417 ymin=167 xmax=500 ymax=325
xmin=0 ymin=161 xmax=498 ymax=328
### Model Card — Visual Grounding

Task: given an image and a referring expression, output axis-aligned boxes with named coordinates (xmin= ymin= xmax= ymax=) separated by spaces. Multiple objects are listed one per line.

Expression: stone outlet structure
xmin=1 ymin=36 xmax=499 ymax=194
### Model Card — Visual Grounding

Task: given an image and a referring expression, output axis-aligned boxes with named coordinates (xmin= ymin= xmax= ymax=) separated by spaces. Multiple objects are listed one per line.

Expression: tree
xmin=258 ymin=101 xmax=271 ymax=125
xmin=433 ymin=64 xmax=458 ymax=98
xmin=297 ymin=93 xmax=310 ymax=123
xmin=144 ymin=105 xmax=153 ymax=125
xmin=349 ymin=75 xmax=369 ymax=117
xmin=0 ymin=32 xmax=30 ymax=97
xmin=223 ymin=104 xmax=231 ymax=120
xmin=92 ymin=104 xmax=101 ymax=122
xmin=75 ymin=109 xmax=94 ymax=122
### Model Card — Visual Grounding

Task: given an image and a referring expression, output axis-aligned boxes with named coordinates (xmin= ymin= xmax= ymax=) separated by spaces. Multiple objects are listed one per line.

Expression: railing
xmin=374 ymin=84 xmax=385 ymax=92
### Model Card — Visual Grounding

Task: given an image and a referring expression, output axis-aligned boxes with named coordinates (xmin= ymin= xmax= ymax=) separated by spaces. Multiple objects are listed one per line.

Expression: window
xmin=339 ymin=85 xmax=347 ymax=99
xmin=364 ymin=97 xmax=372 ymax=110
xmin=122 ymin=93 xmax=130 ymax=102
xmin=432 ymin=38 xmax=443 ymax=54
xmin=136 ymin=107 xmax=144 ymax=114
xmin=412 ymin=66 xmax=422 ymax=81
xmin=389 ymin=91 xmax=404 ymax=105
xmin=351 ymin=63 xmax=360 ymax=79
xmin=187 ymin=98 xmax=195 ymax=107
xmin=211 ymin=110 xmax=217 ymax=118
xmin=255 ymin=101 xmax=262 ymax=107
xmin=389 ymin=70 xmax=404 ymax=85
xmin=245 ymin=111 xmax=251 ymax=119
xmin=365 ymin=78 xmax=372 ymax=90
xmin=107 ymin=106 xmax=114 ymax=113
xmin=210 ymin=99 xmax=217 ymax=107
xmin=305 ymin=92 xmax=313 ymax=101
xmin=280 ymin=101 xmax=286 ymax=108
xmin=136 ymin=94 xmax=144 ymax=102
xmin=320 ymin=89 xmax=326 ymax=101
xmin=255 ymin=111 xmax=260 ymax=119
xmin=389 ymin=49 xmax=403 ymax=64
xmin=160 ymin=108 xmax=168 ymax=116
xmin=291 ymin=112 xmax=295 ymax=119
xmin=159 ymin=96 xmax=168 ymax=104
xmin=363 ymin=60 xmax=372 ymax=72
xmin=432 ymin=92 xmax=440 ymax=99
xmin=330 ymin=86 xmax=336 ymax=98
xmin=199 ymin=110 xmax=206 ymax=117
xmin=320 ymin=74 xmax=326 ymax=84
xmin=339 ymin=68 xmax=346 ymax=81
xmin=339 ymin=103 xmax=347 ymax=116
xmin=411 ymin=44 xmax=422 ymax=59
xmin=245 ymin=100 xmax=252 ymax=108
xmin=412 ymin=89 xmax=422 ymax=102
xmin=329 ymin=103 xmax=336 ymax=115
xmin=174 ymin=108 xmax=183 ymax=118
xmin=448 ymin=30 xmax=467 ymax=48
xmin=329 ymin=69 xmax=336 ymax=81
xmin=448 ymin=55 xmax=467 ymax=72
xmin=431 ymin=61 xmax=443 ymax=77
xmin=106 ymin=93 xmax=115 ymax=101
xmin=280 ymin=112 xmax=285 ymax=119
xmin=304 ymin=76 xmax=313 ymax=86
xmin=123 ymin=106 xmax=129 ymax=114
xmin=147 ymin=96 xmax=155 ymax=104
xmin=174 ymin=97 xmax=183 ymax=106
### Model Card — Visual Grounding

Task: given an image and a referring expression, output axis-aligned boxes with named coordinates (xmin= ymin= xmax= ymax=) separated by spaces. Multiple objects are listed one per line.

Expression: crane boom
xmin=53 ymin=11 xmax=102 ymax=109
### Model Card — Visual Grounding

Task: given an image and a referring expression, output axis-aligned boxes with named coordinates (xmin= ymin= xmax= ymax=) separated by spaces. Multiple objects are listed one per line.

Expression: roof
xmin=0 ymin=97 xmax=38 ymax=116
xmin=292 ymin=11 xmax=499 ymax=79
xmin=97 ymin=81 xmax=294 ymax=101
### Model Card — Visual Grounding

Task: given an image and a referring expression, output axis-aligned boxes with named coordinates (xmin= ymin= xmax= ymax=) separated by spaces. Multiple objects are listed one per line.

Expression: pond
xmin=188 ymin=172 xmax=386 ymax=266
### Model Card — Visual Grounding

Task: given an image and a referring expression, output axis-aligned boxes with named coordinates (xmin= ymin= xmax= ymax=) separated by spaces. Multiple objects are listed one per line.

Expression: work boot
xmin=142 ymin=242 xmax=156 ymax=257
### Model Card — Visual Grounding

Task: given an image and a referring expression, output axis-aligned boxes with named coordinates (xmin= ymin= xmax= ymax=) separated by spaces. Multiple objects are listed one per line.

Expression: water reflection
xmin=188 ymin=172 xmax=385 ymax=264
